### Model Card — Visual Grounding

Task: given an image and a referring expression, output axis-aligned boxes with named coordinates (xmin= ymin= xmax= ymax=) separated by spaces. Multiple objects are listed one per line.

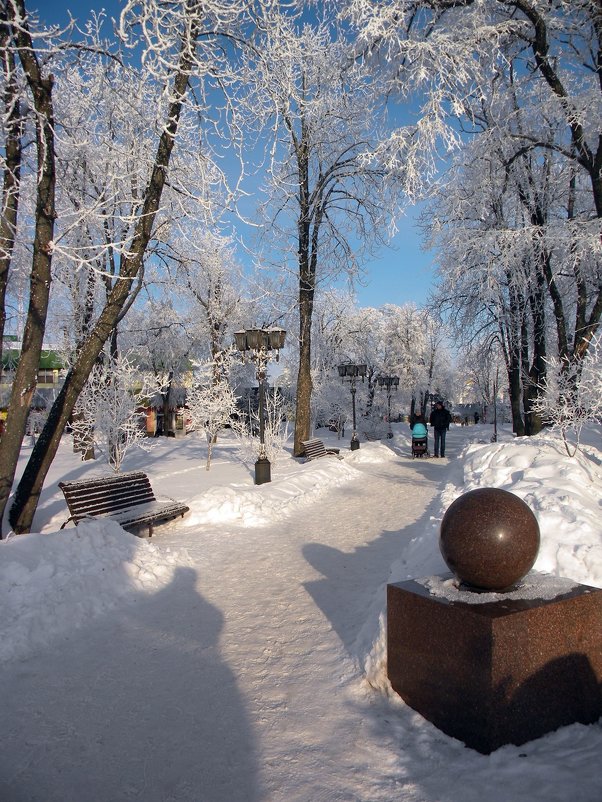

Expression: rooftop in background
xmin=1 ymin=338 xmax=65 ymax=371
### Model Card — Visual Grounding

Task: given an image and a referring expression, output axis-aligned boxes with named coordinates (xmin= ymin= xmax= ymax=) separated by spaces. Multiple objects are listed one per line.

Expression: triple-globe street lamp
xmin=234 ymin=327 xmax=286 ymax=485
xmin=376 ymin=375 xmax=400 ymax=438
xmin=337 ymin=362 xmax=367 ymax=450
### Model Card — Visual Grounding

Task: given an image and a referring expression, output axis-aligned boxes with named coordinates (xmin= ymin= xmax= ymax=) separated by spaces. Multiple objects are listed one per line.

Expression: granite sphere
xmin=439 ymin=488 xmax=540 ymax=592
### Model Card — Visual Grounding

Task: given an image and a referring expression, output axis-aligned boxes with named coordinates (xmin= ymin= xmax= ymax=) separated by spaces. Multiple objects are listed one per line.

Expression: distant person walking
xmin=429 ymin=401 xmax=451 ymax=458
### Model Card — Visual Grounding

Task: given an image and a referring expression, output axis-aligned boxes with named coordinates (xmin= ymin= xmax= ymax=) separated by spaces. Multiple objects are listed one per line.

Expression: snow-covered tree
xmin=123 ymin=298 xmax=196 ymax=436
xmin=186 ymin=352 xmax=241 ymax=471
xmin=338 ymin=1 xmax=601 ymax=437
xmin=171 ymin=230 xmax=246 ymax=378
xmin=243 ymin=15 xmax=405 ymax=455
xmin=378 ymin=304 xmax=450 ymax=416
xmin=427 ymin=62 xmax=600 ymax=435
xmin=297 ymin=289 xmax=355 ymax=434
xmin=343 ymin=1 xmax=602 ymax=207
xmin=309 ymin=301 xmax=451 ymax=436
xmin=71 ymin=352 xmax=156 ymax=473
xmin=237 ymin=378 xmax=292 ymax=468
xmin=454 ymin=343 xmax=505 ymax=418
xmin=5 ymin=0 xmax=262 ymax=533
xmin=0 ymin=0 xmax=58 ymax=534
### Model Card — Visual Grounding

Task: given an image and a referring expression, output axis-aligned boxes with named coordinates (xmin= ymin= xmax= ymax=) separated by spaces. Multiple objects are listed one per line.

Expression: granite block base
xmin=387 ymin=575 xmax=602 ymax=754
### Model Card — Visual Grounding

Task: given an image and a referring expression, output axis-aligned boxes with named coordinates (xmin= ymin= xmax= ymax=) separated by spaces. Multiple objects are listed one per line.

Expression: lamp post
xmin=234 ymin=327 xmax=286 ymax=484
xmin=338 ymin=362 xmax=367 ymax=450
xmin=492 ymin=367 xmax=499 ymax=443
xmin=377 ymin=375 xmax=400 ymax=438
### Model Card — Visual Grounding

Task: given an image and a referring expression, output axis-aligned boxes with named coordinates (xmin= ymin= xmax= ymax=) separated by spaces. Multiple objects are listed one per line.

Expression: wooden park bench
xmin=59 ymin=470 xmax=189 ymax=537
xmin=301 ymin=438 xmax=343 ymax=461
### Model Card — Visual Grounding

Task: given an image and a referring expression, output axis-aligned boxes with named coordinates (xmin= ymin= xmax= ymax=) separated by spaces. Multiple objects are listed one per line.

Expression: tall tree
xmin=344 ymin=0 xmax=602 ymax=364
xmin=425 ymin=46 xmax=601 ymax=435
xmin=7 ymin=0 xmax=253 ymax=534
xmin=0 ymin=4 xmax=25 ymax=371
xmin=244 ymin=17 xmax=404 ymax=455
xmin=0 ymin=0 xmax=57 ymax=533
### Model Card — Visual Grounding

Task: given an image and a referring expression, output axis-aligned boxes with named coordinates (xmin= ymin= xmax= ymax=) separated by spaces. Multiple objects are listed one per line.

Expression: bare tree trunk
xmin=504 ymin=278 xmax=526 ymax=436
xmin=523 ymin=271 xmax=547 ymax=435
xmin=507 ymin=358 xmax=524 ymax=435
xmin=206 ymin=433 xmax=213 ymax=470
xmin=71 ymin=263 xmax=99 ymax=460
xmin=0 ymin=1 xmax=55 ymax=536
xmin=8 ymin=21 xmax=198 ymax=534
xmin=294 ymin=277 xmax=314 ymax=456
xmin=293 ymin=121 xmax=315 ymax=457
xmin=162 ymin=371 xmax=174 ymax=437
xmin=0 ymin=14 xmax=23 ymax=371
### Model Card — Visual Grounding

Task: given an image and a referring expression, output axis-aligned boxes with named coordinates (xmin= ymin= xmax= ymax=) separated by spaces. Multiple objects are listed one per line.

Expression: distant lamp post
xmin=338 ymin=362 xmax=367 ymax=450
xmin=492 ymin=367 xmax=499 ymax=443
xmin=234 ymin=327 xmax=286 ymax=485
xmin=377 ymin=375 xmax=400 ymax=438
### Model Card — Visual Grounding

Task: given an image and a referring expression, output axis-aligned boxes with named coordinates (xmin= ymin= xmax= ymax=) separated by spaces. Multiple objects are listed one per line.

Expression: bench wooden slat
xmin=62 ymin=486 xmax=156 ymax=516
xmin=87 ymin=500 xmax=189 ymax=528
xmin=301 ymin=438 xmax=341 ymax=461
xmin=65 ymin=482 xmax=152 ymax=497
xmin=59 ymin=470 xmax=189 ymax=537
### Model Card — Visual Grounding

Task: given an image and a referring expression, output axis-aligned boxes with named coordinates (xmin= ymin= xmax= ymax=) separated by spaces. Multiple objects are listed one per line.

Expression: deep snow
xmin=1 ymin=422 xmax=601 ymax=801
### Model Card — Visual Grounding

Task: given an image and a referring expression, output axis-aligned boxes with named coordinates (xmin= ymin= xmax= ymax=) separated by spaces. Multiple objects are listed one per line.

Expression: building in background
xmin=1 ymin=336 xmax=67 ymax=423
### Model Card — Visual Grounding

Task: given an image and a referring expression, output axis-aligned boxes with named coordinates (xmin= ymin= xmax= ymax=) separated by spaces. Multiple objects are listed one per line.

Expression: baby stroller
xmin=411 ymin=422 xmax=429 ymax=458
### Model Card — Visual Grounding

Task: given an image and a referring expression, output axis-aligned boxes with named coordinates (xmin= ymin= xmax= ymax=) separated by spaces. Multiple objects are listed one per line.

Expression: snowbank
xmin=183 ymin=456 xmax=360 ymax=526
xmin=0 ymin=519 xmax=193 ymax=664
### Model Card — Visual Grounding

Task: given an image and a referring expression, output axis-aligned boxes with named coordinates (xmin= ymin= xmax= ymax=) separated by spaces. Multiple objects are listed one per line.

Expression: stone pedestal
xmin=387 ymin=575 xmax=602 ymax=754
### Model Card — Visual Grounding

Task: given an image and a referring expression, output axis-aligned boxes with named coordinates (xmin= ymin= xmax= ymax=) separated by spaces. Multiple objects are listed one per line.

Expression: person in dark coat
xmin=429 ymin=401 xmax=451 ymax=457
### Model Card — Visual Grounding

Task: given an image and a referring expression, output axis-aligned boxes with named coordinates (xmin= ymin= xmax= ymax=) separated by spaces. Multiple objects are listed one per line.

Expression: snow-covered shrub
xmin=531 ymin=336 xmax=602 ymax=456
xmin=186 ymin=375 xmax=242 ymax=470
xmin=237 ymin=383 xmax=292 ymax=469
xmin=71 ymin=352 xmax=156 ymax=472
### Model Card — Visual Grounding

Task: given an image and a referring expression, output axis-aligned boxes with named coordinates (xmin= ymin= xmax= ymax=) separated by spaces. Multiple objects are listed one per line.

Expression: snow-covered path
xmin=163 ymin=449 xmax=445 ymax=802
xmin=1 ymin=446 xmax=446 ymax=802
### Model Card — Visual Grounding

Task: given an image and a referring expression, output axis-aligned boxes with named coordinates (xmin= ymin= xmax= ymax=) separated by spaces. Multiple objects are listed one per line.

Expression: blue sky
xmin=30 ymin=0 xmax=437 ymax=310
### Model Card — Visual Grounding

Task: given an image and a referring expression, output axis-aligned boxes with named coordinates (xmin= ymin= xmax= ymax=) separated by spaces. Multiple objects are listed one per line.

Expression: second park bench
xmin=301 ymin=438 xmax=343 ymax=461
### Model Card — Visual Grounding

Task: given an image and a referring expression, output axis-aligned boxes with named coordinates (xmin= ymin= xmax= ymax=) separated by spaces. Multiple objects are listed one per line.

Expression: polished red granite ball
xmin=439 ymin=488 xmax=540 ymax=592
